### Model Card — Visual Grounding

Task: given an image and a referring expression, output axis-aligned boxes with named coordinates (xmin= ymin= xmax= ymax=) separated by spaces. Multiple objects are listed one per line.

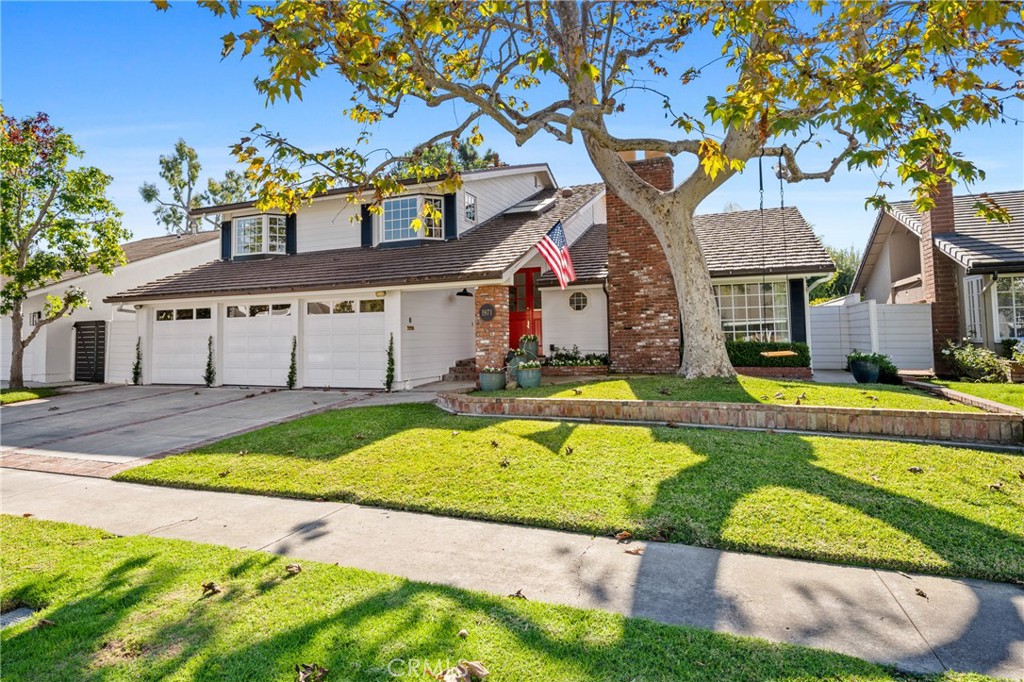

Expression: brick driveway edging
xmin=437 ymin=392 xmax=1024 ymax=446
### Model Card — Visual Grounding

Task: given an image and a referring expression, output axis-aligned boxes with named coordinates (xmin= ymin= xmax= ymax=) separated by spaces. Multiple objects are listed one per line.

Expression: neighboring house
xmin=105 ymin=156 xmax=834 ymax=389
xmin=1 ymin=232 xmax=220 ymax=384
xmin=850 ymin=186 xmax=1024 ymax=369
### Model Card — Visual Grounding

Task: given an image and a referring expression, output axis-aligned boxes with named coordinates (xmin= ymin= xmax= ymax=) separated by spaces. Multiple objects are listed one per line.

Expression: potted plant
xmin=507 ymin=347 xmax=527 ymax=373
xmin=846 ymin=350 xmax=880 ymax=384
xmin=515 ymin=360 xmax=543 ymax=388
xmin=1008 ymin=340 xmax=1024 ymax=383
xmin=519 ymin=334 xmax=539 ymax=359
xmin=478 ymin=366 xmax=507 ymax=391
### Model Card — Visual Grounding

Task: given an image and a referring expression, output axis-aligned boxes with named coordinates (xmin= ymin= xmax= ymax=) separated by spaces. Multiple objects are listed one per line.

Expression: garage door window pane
xmin=334 ymin=301 xmax=355 ymax=314
xmin=307 ymin=302 xmax=330 ymax=315
xmin=196 ymin=308 xmax=212 ymax=319
xmin=227 ymin=306 xmax=248 ymax=318
xmin=360 ymin=299 xmax=385 ymax=313
xmin=271 ymin=304 xmax=291 ymax=316
xmin=250 ymin=305 xmax=270 ymax=317
xmin=176 ymin=309 xmax=194 ymax=320
xmin=157 ymin=310 xmax=174 ymax=321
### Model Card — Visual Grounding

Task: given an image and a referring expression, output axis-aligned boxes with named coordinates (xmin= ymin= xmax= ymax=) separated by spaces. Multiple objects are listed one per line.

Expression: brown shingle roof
xmin=54 ymin=231 xmax=220 ymax=286
xmin=106 ymin=184 xmax=604 ymax=303
xmin=894 ymin=190 xmax=1024 ymax=273
xmin=537 ymin=223 xmax=607 ymax=286
xmin=541 ymin=206 xmax=834 ymax=285
xmin=694 ymin=206 xmax=835 ymax=277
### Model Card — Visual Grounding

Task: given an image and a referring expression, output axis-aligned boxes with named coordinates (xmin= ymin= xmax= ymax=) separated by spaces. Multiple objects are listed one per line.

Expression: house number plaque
xmin=478 ymin=304 xmax=496 ymax=322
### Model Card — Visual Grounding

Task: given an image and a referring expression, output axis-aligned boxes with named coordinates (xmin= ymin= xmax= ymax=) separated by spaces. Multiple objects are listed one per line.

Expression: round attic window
xmin=568 ymin=291 xmax=588 ymax=311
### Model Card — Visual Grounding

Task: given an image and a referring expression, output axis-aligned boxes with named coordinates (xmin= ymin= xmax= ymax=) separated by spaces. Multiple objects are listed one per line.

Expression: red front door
xmin=509 ymin=268 xmax=543 ymax=352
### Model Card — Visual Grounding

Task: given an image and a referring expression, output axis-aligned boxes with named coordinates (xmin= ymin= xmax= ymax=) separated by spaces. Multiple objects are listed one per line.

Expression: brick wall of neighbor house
xmin=607 ymin=155 xmax=681 ymax=373
xmin=919 ymin=180 xmax=960 ymax=375
xmin=474 ymin=285 xmax=510 ymax=371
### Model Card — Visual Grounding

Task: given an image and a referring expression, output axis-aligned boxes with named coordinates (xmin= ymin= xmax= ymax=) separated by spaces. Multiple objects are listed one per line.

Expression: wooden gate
xmin=74 ymin=321 xmax=106 ymax=382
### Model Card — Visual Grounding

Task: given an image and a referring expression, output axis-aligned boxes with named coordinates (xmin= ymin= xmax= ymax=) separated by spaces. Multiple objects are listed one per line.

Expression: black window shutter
xmin=220 ymin=220 xmax=232 ymax=260
xmin=788 ymin=278 xmax=807 ymax=343
xmin=286 ymin=213 xmax=297 ymax=254
xmin=443 ymin=193 xmax=457 ymax=240
xmin=360 ymin=205 xmax=373 ymax=247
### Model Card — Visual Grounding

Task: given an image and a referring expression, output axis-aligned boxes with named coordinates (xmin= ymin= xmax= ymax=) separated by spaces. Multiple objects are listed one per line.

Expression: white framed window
xmin=568 ymin=291 xmax=588 ymax=311
xmin=713 ymin=281 xmax=790 ymax=342
xmin=995 ymin=274 xmax=1024 ymax=341
xmin=234 ymin=214 xmax=288 ymax=255
xmin=963 ymin=275 xmax=984 ymax=342
xmin=157 ymin=307 xmax=211 ymax=321
xmin=382 ymin=195 xmax=443 ymax=242
xmin=465 ymin=192 xmax=477 ymax=222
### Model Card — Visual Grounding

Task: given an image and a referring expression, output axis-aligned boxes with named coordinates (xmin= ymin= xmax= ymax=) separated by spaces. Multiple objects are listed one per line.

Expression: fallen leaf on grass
xmin=490 ymin=439 xmax=500 ymax=448
xmin=614 ymin=530 xmax=633 ymax=541
xmin=915 ymin=588 xmax=928 ymax=600
xmin=451 ymin=431 xmax=460 ymax=436
xmin=870 ymin=474 xmax=881 ymax=483
xmin=1019 ymin=470 xmax=1024 ymax=481
xmin=499 ymin=457 xmax=510 ymax=468
xmin=21 ymin=513 xmax=33 ymax=518
xmin=665 ymin=421 xmax=680 ymax=428
xmin=572 ymin=388 xmax=583 ymax=396
xmin=428 ymin=660 xmax=489 ymax=682
xmin=313 ymin=497 xmax=326 ymax=502
xmin=34 ymin=618 xmax=56 ymax=629
xmin=564 ymin=446 xmax=574 ymax=455
xmin=286 ymin=564 xmax=302 ymax=575
xmin=353 ymin=433 xmax=366 ymax=440
xmin=218 ymin=470 xmax=230 ymax=478
xmin=866 ymin=395 xmax=879 ymax=402
xmin=624 ymin=547 xmax=645 ymax=556
xmin=649 ymin=532 xmax=668 ymax=543
xmin=458 ymin=629 xmax=469 ymax=639
xmin=295 ymin=663 xmax=328 ymax=681
xmin=507 ymin=589 xmax=527 ymax=600
xmin=773 ymin=392 xmax=785 ymax=399
xmin=794 ymin=398 xmax=802 ymax=405
xmin=908 ymin=466 xmax=924 ymax=474
xmin=988 ymin=482 xmax=1005 ymax=492
xmin=201 ymin=582 xmax=222 ymax=596
xmin=797 ymin=392 xmax=807 ymax=400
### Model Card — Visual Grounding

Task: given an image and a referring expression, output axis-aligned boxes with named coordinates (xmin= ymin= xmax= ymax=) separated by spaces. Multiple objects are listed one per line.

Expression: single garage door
xmin=222 ymin=303 xmax=293 ymax=386
xmin=151 ymin=306 xmax=214 ymax=384
xmin=304 ymin=297 xmax=386 ymax=388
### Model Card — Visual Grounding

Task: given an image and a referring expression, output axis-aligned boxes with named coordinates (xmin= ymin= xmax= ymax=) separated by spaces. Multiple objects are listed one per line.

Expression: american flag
xmin=535 ymin=221 xmax=577 ymax=289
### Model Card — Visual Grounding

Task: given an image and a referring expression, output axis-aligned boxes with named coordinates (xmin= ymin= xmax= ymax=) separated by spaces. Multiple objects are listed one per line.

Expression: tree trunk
xmin=8 ymin=305 xmax=26 ymax=389
xmin=652 ymin=203 xmax=736 ymax=378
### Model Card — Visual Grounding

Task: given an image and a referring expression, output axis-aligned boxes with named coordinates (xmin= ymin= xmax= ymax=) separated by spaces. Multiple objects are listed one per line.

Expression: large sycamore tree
xmin=1 ymin=111 xmax=129 ymax=388
xmin=183 ymin=0 xmax=1023 ymax=377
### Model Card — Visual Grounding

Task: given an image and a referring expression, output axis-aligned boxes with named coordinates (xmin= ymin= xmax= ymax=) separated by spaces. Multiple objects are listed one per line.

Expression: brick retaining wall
xmin=437 ymin=393 xmax=1023 ymax=446
xmin=541 ymin=365 xmax=610 ymax=377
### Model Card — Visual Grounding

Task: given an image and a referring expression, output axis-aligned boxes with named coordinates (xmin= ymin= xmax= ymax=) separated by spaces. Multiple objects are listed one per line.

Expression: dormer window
xmin=234 ymin=214 xmax=287 ymax=255
xmin=382 ymin=196 xmax=443 ymax=242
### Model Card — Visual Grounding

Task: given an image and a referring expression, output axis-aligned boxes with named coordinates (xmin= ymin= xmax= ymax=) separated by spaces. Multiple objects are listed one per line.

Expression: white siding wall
xmin=296 ymin=200 xmax=362 ymax=253
xmin=863 ymin=240 xmax=893 ymax=303
xmin=400 ymin=289 xmax=475 ymax=384
xmin=562 ymin=191 xmax=606 ymax=246
xmin=2 ymin=239 xmax=219 ymax=384
xmin=540 ymin=285 xmax=608 ymax=355
xmin=809 ymin=300 xmax=934 ymax=370
xmin=106 ymin=320 xmax=138 ymax=384
xmin=459 ymin=173 xmax=544 ymax=232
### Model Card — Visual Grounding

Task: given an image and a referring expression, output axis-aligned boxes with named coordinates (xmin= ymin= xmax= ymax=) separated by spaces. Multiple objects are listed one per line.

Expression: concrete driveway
xmin=0 ymin=385 xmax=371 ymax=467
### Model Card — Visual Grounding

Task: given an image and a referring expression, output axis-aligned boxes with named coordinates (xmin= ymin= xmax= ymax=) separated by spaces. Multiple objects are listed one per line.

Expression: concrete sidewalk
xmin=2 ymin=468 xmax=1021 ymax=679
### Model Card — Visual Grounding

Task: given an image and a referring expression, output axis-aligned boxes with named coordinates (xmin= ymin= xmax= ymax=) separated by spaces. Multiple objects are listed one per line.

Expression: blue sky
xmin=3 ymin=1 xmax=1022 ymax=251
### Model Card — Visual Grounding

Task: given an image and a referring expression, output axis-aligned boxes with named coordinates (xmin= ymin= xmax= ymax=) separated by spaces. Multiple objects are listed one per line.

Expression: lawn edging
xmin=904 ymin=379 xmax=1024 ymax=416
xmin=437 ymin=392 xmax=1024 ymax=445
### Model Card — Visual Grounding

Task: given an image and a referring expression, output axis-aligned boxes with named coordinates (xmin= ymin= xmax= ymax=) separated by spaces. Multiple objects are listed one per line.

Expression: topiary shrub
xmin=287 ymin=336 xmax=297 ymax=389
xmin=384 ymin=333 xmax=395 ymax=392
xmin=203 ymin=336 xmax=216 ymax=387
xmin=725 ymin=341 xmax=810 ymax=368
xmin=132 ymin=338 xmax=142 ymax=385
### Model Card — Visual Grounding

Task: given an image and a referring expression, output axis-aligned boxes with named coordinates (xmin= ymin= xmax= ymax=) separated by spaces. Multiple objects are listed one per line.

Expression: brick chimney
xmin=606 ymin=154 xmax=680 ymax=372
xmin=919 ymin=178 xmax=960 ymax=375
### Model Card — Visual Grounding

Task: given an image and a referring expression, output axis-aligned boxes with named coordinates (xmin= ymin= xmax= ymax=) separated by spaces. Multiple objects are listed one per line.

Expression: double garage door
xmin=150 ymin=299 xmax=386 ymax=388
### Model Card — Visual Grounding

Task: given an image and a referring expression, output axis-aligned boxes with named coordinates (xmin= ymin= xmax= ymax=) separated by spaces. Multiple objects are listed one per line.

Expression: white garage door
xmin=151 ymin=306 xmax=215 ymax=384
xmin=304 ymin=298 xmax=386 ymax=389
xmin=223 ymin=303 xmax=294 ymax=386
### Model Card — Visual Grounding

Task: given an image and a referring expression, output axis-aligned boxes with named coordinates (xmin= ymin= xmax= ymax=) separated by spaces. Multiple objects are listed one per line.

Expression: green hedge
xmin=726 ymin=341 xmax=811 ymax=368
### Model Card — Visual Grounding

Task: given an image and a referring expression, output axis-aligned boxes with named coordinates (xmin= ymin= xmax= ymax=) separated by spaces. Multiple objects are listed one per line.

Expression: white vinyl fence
xmin=809 ymin=299 xmax=934 ymax=371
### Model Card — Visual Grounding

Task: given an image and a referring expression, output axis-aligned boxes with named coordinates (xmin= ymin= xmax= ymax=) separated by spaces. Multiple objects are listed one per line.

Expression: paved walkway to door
xmin=2 ymin=468 xmax=1021 ymax=679
xmin=0 ymin=385 xmax=437 ymax=477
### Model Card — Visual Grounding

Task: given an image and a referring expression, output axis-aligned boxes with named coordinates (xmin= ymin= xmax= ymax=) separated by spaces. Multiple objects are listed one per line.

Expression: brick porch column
xmin=919 ymin=180 xmax=960 ymax=375
xmin=474 ymin=285 xmax=510 ymax=370
xmin=606 ymin=154 xmax=681 ymax=373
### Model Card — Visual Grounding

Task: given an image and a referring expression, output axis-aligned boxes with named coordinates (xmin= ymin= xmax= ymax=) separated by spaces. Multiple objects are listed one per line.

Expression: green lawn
xmin=6 ymin=516 xmax=990 ymax=682
xmin=479 ymin=375 xmax=982 ymax=412
xmin=116 ymin=404 xmax=1024 ymax=583
xmin=0 ymin=387 xmax=60 ymax=405
xmin=931 ymin=381 xmax=1024 ymax=410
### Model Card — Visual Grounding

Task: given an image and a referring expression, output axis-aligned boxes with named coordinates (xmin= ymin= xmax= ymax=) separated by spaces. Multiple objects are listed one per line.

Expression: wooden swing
xmin=756 ymin=150 xmax=798 ymax=359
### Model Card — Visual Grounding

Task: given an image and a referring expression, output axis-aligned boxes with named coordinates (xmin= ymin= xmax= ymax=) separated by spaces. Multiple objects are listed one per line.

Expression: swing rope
xmin=757 ymin=149 xmax=798 ymax=358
